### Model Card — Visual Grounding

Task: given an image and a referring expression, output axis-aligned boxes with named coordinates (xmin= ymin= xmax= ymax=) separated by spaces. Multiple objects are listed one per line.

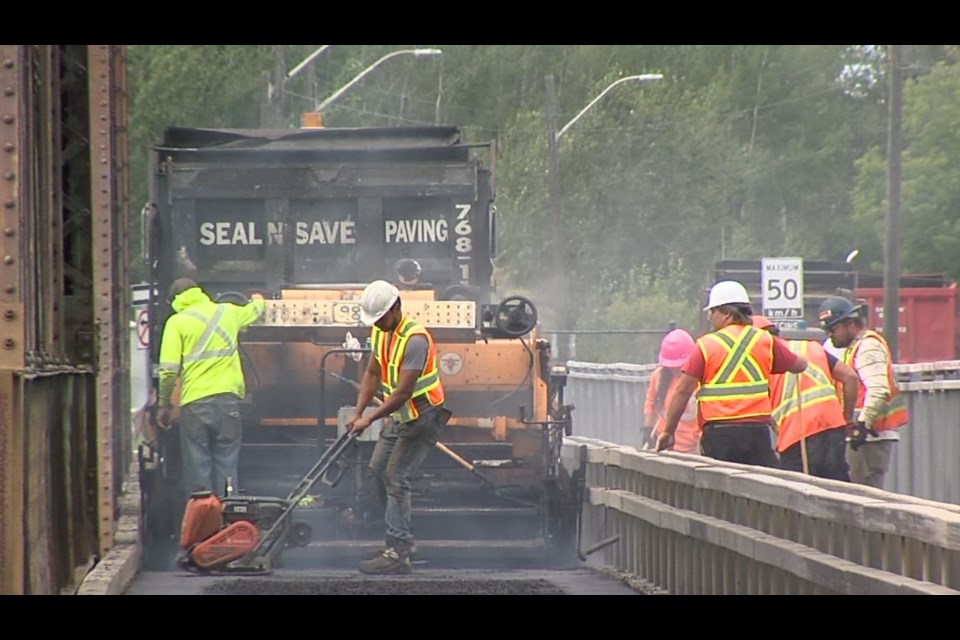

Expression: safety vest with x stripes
xmin=158 ymin=287 xmax=264 ymax=406
xmin=842 ymin=330 xmax=908 ymax=432
xmin=371 ymin=316 xmax=445 ymax=424
xmin=696 ymin=324 xmax=774 ymax=423
xmin=768 ymin=340 xmax=846 ymax=452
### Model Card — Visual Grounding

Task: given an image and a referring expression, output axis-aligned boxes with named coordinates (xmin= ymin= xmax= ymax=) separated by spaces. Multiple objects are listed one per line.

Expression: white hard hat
xmin=360 ymin=280 xmax=400 ymax=325
xmin=703 ymin=280 xmax=750 ymax=310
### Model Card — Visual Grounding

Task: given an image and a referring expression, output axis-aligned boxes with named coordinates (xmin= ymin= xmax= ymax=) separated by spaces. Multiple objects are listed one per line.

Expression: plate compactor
xmin=177 ymin=431 xmax=359 ymax=574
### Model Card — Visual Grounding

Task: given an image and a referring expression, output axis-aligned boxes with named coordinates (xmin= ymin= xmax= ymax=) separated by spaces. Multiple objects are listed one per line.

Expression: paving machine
xmin=137 ymin=124 xmax=580 ymax=569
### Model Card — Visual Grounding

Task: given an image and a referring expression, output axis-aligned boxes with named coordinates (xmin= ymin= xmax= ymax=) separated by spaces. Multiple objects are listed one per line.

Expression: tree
xmin=853 ymin=55 xmax=960 ymax=280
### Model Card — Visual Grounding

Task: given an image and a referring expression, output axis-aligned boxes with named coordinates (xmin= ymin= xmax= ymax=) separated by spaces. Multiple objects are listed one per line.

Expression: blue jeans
xmin=366 ymin=407 xmax=444 ymax=545
xmin=179 ymin=393 xmax=242 ymax=500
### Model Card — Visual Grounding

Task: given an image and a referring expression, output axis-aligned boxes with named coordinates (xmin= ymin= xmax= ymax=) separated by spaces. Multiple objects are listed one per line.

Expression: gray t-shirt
xmin=399 ymin=334 xmax=432 ymax=415
xmin=400 ymin=335 xmax=428 ymax=371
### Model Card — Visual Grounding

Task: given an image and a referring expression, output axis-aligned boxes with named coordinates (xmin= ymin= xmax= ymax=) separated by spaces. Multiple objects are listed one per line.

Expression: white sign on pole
xmin=761 ymin=257 xmax=804 ymax=325
xmin=136 ymin=308 xmax=150 ymax=349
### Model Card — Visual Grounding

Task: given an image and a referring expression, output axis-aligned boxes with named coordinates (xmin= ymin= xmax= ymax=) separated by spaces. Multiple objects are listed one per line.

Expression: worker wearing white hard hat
xmin=346 ymin=280 xmax=448 ymax=576
xmin=359 ymin=279 xmax=401 ymax=325
xmin=656 ymin=280 xmax=808 ymax=467
xmin=702 ymin=279 xmax=751 ymax=310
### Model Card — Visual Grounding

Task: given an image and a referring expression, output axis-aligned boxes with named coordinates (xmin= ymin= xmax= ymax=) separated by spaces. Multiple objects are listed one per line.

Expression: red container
xmin=855 ymin=284 xmax=958 ymax=363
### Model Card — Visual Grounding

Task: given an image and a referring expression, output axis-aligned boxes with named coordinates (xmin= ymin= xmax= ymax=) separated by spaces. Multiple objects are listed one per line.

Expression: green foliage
xmin=852 ymin=56 xmax=960 ymax=280
xmin=568 ymin=269 xmax=703 ymax=363
xmin=124 ymin=45 xmax=956 ymax=361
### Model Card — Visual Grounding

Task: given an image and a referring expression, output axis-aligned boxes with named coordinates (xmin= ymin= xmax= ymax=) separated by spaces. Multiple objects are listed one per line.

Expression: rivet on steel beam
xmin=3 ymin=337 xmax=14 ymax=349
xmin=4 ymin=284 xmax=14 ymax=293
xmin=3 ymin=228 xmax=13 ymax=237
xmin=2 ymin=172 xmax=13 ymax=180
xmin=2 ymin=59 xmax=13 ymax=68
xmin=2 ymin=87 xmax=13 ymax=96
xmin=2 ymin=115 xmax=13 ymax=124
xmin=3 ymin=309 xmax=13 ymax=320
xmin=3 ymin=142 xmax=14 ymax=152
xmin=3 ymin=255 xmax=13 ymax=265
xmin=4 ymin=200 xmax=14 ymax=209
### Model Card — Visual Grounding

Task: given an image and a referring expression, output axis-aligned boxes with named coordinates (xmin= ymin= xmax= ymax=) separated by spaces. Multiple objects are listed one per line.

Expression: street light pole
xmin=287 ymin=45 xmax=331 ymax=81
xmin=545 ymin=75 xmax=569 ymax=355
xmin=314 ymin=48 xmax=442 ymax=114
xmin=555 ymin=74 xmax=664 ymax=141
xmin=545 ymin=73 xmax=664 ymax=359
xmin=884 ymin=44 xmax=903 ymax=361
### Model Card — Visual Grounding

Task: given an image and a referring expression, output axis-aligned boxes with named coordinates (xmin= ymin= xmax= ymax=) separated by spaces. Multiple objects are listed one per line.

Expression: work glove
xmin=343 ymin=331 xmax=363 ymax=362
xmin=640 ymin=427 xmax=655 ymax=450
xmin=845 ymin=421 xmax=879 ymax=452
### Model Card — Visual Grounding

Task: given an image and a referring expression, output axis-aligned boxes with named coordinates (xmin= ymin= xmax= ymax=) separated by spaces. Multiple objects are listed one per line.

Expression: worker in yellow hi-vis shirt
xmin=157 ymin=278 xmax=264 ymax=500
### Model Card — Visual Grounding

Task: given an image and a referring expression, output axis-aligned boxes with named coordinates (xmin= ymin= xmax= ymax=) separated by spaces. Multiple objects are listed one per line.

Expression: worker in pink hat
xmin=643 ymin=329 xmax=701 ymax=453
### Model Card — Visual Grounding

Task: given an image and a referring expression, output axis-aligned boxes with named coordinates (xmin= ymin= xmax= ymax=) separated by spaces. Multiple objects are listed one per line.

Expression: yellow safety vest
xmin=371 ymin=316 xmax=445 ymax=423
xmin=842 ymin=330 xmax=908 ymax=431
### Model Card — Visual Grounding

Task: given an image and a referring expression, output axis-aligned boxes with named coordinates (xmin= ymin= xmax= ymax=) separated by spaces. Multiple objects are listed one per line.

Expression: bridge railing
xmin=562 ymin=437 xmax=960 ymax=594
xmin=566 ymin=359 xmax=960 ymax=504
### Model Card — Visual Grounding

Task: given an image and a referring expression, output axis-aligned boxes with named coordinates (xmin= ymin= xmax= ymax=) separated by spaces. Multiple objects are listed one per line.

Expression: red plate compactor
xmin=177 ymin=431 xmax=358 ymax=574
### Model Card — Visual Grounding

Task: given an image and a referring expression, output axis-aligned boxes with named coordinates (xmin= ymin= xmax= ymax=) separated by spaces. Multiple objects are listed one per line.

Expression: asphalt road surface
xmin=125 ymin=567 xmax=644 ymax=595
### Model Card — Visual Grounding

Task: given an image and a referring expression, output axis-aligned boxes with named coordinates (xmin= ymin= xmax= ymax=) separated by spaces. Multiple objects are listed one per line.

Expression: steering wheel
xmin=495 ymin=296 xmax=538 ymax=337
xmin=215 ymin=291 xmax=251 ymax=305
xmin=439 ymin=284 xmax=475 ymax=301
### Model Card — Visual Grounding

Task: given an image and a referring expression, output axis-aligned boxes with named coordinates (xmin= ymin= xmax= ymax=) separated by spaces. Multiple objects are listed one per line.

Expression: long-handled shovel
xmin=327 ymin=371 xmax=541 ymax=509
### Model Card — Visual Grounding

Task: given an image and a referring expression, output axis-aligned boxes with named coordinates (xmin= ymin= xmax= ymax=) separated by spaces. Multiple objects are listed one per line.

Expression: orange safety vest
xmin=371 ymin=316 xmax=445 ymax=424
xmin=697 ymin=324 xmax=774 ymax=423
xmin=842 ymin=330 xmax=908 ymax=432
xmin=647 ymin=367 xmax=701 ymax=454
xmin=769 ymin=340 xmax=845 ymax=452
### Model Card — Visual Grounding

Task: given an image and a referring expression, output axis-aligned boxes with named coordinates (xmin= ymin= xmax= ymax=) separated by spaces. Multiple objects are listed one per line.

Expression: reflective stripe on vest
xmin=179 ymin=306 xmax=237 ymax=363
xmin=842 ymin=330 xmax=908 ymax=431
xmin=770 ymin=340 xmax=845 ymax=451
xmin=372 ymin=317 xmax=444 ymax=423
xmin=697 ymin=325 xmax=773 ymax=422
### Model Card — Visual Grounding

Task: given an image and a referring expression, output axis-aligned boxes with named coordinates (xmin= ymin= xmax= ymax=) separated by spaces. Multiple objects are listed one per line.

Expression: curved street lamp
xmin=287 ymin=45 xmax=331 ymax=80
xmin=314 ymin=48 xmax=443 ymax=113
xmin=555 ymin=73 xmax=664 ymax=141
xmin=546 ymin=73 xmax=664 ymax=358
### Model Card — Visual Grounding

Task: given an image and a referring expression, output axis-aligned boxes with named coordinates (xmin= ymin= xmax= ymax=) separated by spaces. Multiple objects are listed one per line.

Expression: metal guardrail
xmin=566 ymin=359 xmax=960 ymax=504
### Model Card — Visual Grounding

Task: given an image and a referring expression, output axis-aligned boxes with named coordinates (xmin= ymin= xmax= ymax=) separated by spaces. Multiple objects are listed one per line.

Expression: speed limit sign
xmin=761 ymin=257 xmax=804 ymax=322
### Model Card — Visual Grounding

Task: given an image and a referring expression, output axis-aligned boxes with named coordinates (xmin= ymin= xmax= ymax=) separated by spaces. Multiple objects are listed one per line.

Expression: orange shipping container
xmin=855 ymin=284 xmax=958 ymax=364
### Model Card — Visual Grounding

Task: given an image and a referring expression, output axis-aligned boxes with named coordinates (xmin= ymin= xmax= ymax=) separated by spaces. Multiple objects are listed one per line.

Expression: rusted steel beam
xmin=0 ymin=47 xmax=24 ymax=371
xmin=43 ymin=46 xmax=65 ymax=360
xmin=88 ymin=44 xmax=117 ymax=560
xmin=0 ymin=369 xmax=23 ymax=594
xmin=0 ymin=45 xmax=25 ymax=596
xmin=111 ymin=45 xmax=131 ymax=489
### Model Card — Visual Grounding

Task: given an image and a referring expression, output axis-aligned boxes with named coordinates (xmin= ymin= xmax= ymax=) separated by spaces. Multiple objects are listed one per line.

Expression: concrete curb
xmin=76 ymin=453 xmax=143 ymax=595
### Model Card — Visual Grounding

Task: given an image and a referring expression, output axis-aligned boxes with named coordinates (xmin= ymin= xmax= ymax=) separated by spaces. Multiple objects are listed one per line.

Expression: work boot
xmin=365 ymin=535 xmax=417 ymax=560
xmin=358 ymin=544 xmax=412 ymax=575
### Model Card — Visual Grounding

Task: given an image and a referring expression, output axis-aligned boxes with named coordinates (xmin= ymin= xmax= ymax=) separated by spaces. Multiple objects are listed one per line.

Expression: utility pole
xmin=260 ymin=45 xmax=286 ymax=128
xmin=884 ymin=44 xmax=903 ymax=361
xmin=545 ymin=75 xmax=570 ymax=358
